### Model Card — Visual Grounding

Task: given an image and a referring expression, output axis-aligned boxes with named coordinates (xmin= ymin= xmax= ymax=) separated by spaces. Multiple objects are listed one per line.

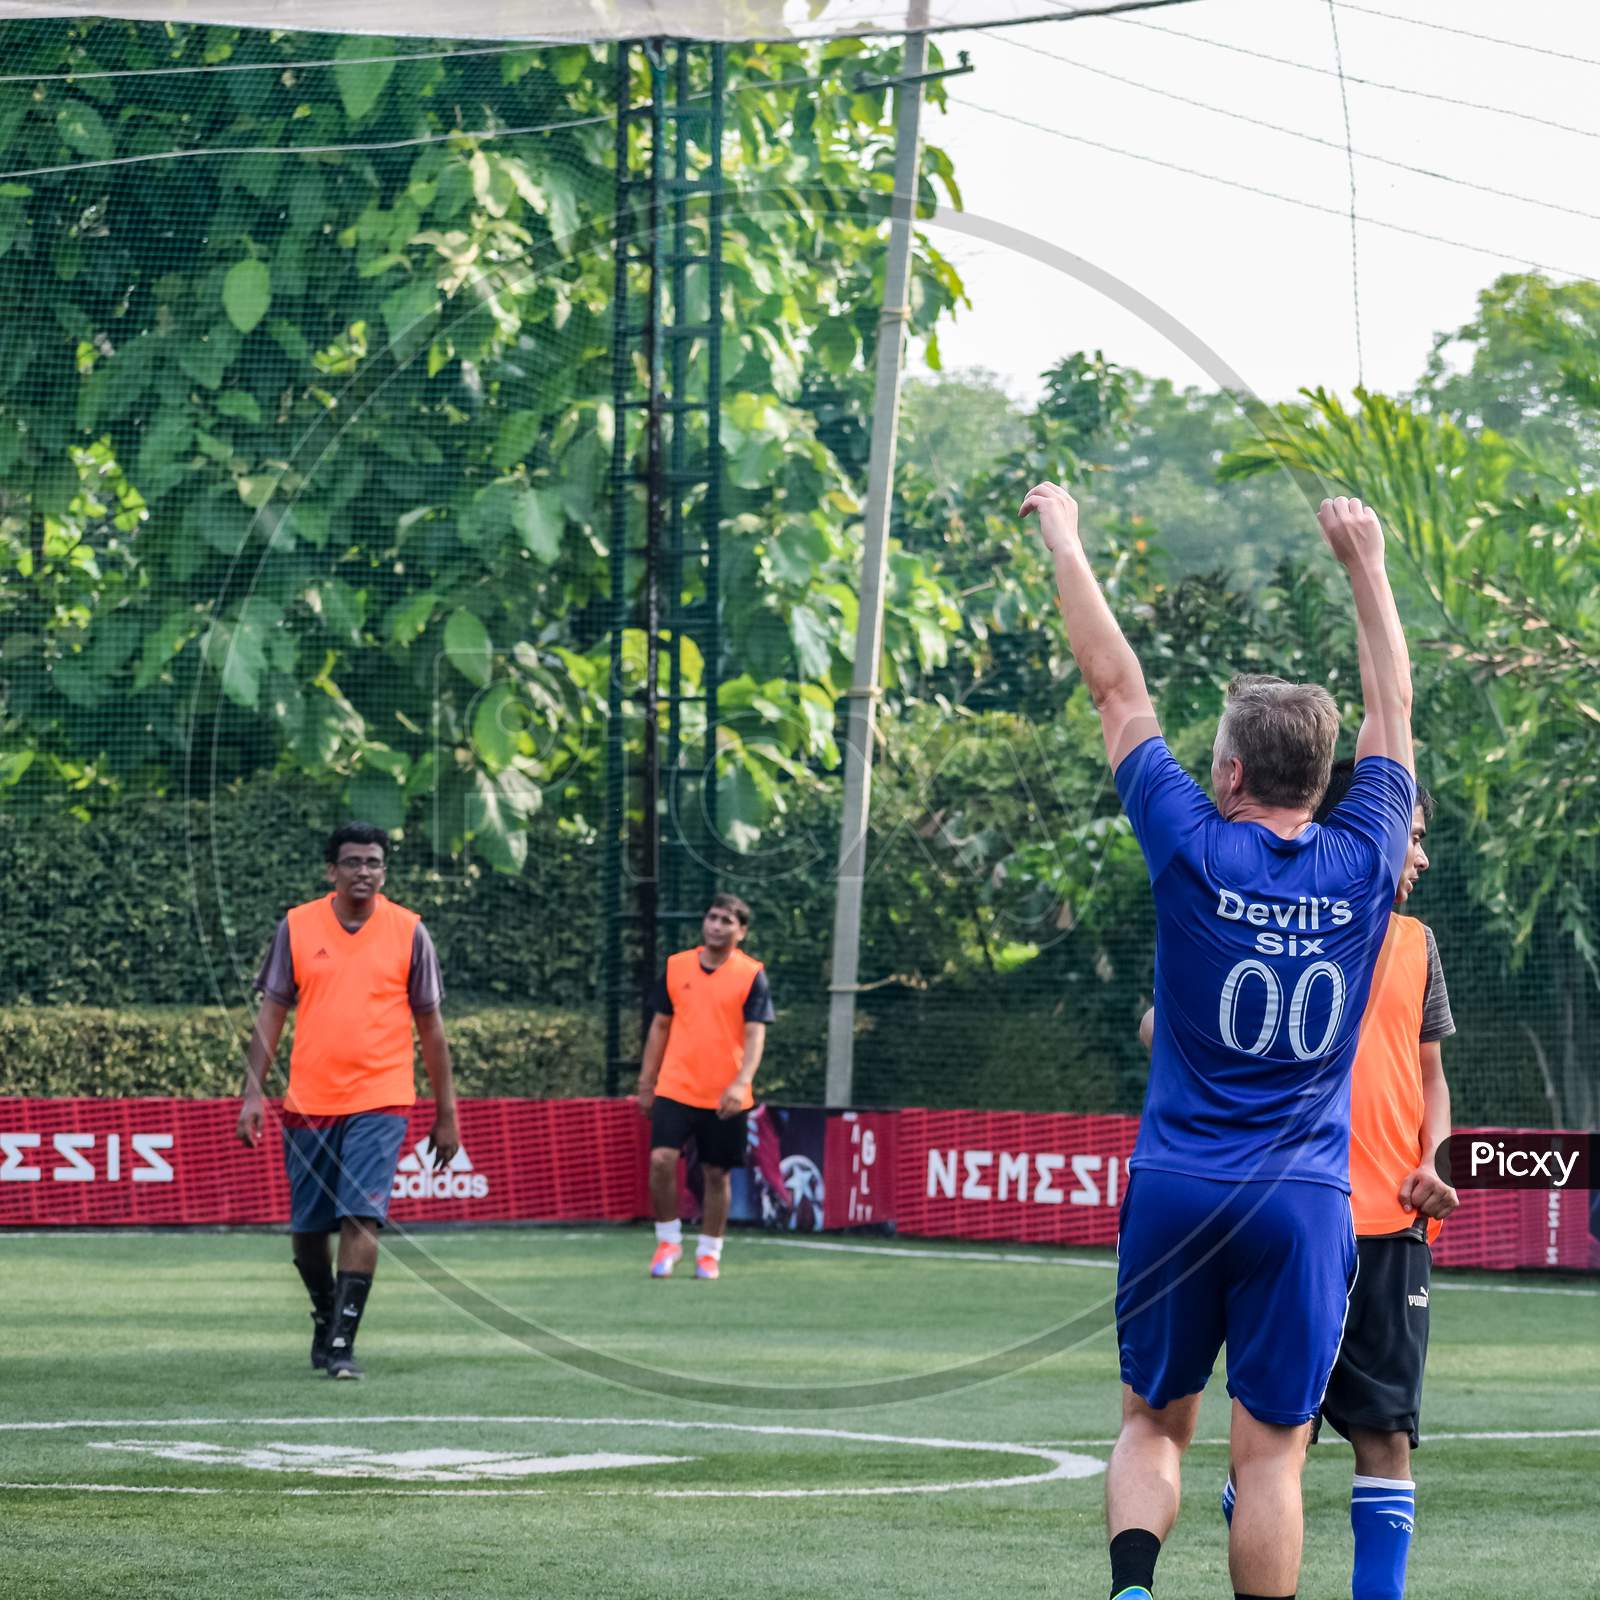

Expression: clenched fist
xmin=1020 ymin=481 xmax=1080 ymax=555
xmin=1315 ymin=495 xmax=1385 ymax=569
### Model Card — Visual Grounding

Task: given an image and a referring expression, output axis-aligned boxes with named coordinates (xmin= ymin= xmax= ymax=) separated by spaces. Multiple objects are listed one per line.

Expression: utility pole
xmin=824 ymin=6 xmax=929 ymax=1107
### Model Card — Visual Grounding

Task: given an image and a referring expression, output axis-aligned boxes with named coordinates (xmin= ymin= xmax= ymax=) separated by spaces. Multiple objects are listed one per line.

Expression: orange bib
xmin=283 ymin=893 xmax=420 ymax=1117
xmin=656 ymin=946 xmax=763 ymax=1111
xmin=1349 ymin=914 xmax=1442 ymax=1242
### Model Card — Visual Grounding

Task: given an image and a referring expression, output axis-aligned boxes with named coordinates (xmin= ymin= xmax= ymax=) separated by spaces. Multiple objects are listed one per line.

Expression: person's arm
xmin=719 ymin=1022 xmax=767 ymax=1119
xmin=1315 ymin=496 xmax=1413 ymax=774
xmin=414 ymin=1008 xmax=459 ymax=1170
xmin=1022 ymin=482 xmax=1159 ymax=771
xmin=237 ymin=997 xmax=288 ymax=1148
xmin=637 ymin=1013 xmax=671 ymax=1115
xmin=1137 ymin=1007 xmax=1155 ymax=1052
xmin=1399 ymin=1040 xmax=1457 ymax=1220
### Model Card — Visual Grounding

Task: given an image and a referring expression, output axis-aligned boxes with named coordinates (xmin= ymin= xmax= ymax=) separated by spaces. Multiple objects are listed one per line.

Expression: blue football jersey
xmin=1115 ymin=737 xmax=1416 ymax=1190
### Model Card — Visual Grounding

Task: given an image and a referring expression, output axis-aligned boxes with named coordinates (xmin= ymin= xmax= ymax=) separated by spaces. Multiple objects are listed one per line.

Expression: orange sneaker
xmin=649 ymin=1242 xmax=682 ymax=1279
xmin=695 ymin=1254 xmax=720 ymax=1280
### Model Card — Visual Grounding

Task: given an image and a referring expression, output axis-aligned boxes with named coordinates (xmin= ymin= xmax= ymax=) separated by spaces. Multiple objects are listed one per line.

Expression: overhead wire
xmin=989 ymin=34 xmax=1600 ymax=226
xmin=0 ymin=41 xmax=536 ymax=85
xmin=1325 ymin=0 xmax=1365 ymax=387
xmin=1327 ymin=1 xmax=1600 ymax=70
xmin=0 ymin=62 xmax=859 ymax=183
xmin=0 ymin=108 xmax=616 ymax=183
xmin=1108 ymin=13 xmax=1600 ymax=144
xmin=0 ymin=0 xmax=1211 ymax=81
xmin=958 ymin=100 xmax=1588 ymax=280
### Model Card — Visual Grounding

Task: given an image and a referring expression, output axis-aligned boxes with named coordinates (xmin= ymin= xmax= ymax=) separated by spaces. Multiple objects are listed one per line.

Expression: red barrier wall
xmin=2 ymin=1096 xmax=1590 ymax=1273
xmin=891 ymin=1108 xmax=1136 ymax=1247
xmin=823 ymin=1110 xmax=897 ymax=1230
xmin=0 ymin=1097 xmax=647 ymax=1227
xmin=889 ymin=1109 xmax=1596 ymax=1271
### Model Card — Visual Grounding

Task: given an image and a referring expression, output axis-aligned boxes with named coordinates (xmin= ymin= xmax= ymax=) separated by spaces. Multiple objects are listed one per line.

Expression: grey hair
xmin=1215 ymin=674 xmax=1341 ymax=812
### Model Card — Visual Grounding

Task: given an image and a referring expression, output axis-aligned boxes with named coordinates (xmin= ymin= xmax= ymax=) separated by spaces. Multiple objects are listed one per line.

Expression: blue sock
xmin=1351 ymin=1474 xmax=1415 ymax=1600
xmin=1221 ymin=1476 xmax=1236 ymax=1529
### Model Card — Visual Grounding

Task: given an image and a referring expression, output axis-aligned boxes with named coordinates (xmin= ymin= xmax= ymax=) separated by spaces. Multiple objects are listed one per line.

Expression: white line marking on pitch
xmin=0 ymin=1481 xmax=223 ymax=1494
xmin=750 ymin=1237 xmax=1600 ymax=1295
xmin=0 ymin=1415 xmax=1104 ymax=1499
xmin=87 ymin=1440 xmax=691 ymax=1481
xmin=1031 ymin=1429 xmax=1600 ymax=1447
xmin=3 ymin=1226 xmax=1590 ymax=1296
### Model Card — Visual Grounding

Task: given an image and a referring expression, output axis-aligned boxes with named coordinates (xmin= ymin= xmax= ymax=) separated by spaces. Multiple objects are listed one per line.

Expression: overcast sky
xmin=912 ymin=0 xmax=1599 ymax=404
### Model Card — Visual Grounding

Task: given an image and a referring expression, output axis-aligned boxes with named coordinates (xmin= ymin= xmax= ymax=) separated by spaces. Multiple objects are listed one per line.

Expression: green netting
xmin=0 ymin=15 xmax=1595 ymax=1131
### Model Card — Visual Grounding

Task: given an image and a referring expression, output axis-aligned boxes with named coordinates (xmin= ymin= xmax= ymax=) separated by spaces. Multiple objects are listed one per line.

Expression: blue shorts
xmin=283 ymin=1112 xmax=409 ymax=1234
xmin=1116 ymin=1167 xmax=1356 ymax=1425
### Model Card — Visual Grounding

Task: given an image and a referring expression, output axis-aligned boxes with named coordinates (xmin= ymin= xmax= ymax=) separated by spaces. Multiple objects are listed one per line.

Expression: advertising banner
xmin=823 ymin=1110 xmax=897 ymax=1231
xmin=2 ymin=1096 xmax=1592 ymax=1272
xmin=888 ymin=1108 xmax=1596 ymax=1271
xmin=675 ymin=1104 xmax=830 ymax=1231
xmin=890 ymin=1108 xmax=1138 ymax=1248
xmin=0 ymin=1097 xmax=646 ymax=1227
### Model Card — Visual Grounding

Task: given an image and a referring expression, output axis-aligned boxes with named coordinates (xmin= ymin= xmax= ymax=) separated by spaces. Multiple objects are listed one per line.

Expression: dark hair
xmin=325 ymin=821 xmax=391 ymax=865
xmin=710 ymin=891 xmax=751 ymax=929
xmin=1313 ymin=757 xmax=1433 ymax=826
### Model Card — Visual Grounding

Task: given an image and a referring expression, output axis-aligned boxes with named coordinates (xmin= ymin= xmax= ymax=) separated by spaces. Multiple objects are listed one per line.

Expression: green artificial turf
xmin=1 ymin=1227 xmax=1594 ymax=1598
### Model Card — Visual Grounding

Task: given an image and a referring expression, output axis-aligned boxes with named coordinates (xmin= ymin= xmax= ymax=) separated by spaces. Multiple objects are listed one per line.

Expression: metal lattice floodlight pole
xmin=605 ymin=41 xmax=725 ymax=1097
xmin=824 ymin=6 xmax=930 ymax=1108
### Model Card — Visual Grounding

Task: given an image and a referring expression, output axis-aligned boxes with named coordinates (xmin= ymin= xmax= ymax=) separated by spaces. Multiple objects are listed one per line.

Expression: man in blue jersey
xmin=1022 ymin=484 xmax=1415 ymax=1600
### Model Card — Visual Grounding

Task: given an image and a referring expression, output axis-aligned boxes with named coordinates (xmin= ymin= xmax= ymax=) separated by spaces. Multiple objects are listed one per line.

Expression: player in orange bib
xmin=235 ymin=822 xmax=459 ymax=1379
xmin=1306 ymin=759 xmax=1456 ymax=1600
xmin=635 ymin=894 xmax=774 ymax=1281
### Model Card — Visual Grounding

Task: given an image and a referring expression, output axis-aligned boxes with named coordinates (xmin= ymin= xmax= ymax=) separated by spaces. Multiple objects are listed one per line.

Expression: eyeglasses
xmin=335 ymin=858 xmax=385 ymax=871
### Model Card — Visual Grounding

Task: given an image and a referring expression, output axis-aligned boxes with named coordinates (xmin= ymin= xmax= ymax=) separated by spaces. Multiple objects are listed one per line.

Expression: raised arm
xmin=1315 ymin=497 xmax=1413 ymax=774
xmin=1021 ymin=482 xmax=1159 ymax=770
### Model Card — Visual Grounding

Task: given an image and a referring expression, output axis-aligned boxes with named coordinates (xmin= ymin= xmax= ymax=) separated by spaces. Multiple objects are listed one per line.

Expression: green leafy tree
xmin=0 ymin=22 xmax=967 ymax=869
xmin=896 ymin=367 xmax=1028 ymax=494
xmin=1414 ymin=271 xmax=1600 ymax=467
xmin=1223 ymin=386 xmax=1600 ymax=1126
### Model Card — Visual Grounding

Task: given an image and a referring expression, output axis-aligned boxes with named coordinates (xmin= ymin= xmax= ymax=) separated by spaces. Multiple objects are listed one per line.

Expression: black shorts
xmin=1316 ymin=1232 xmax=1432 ymax=1449
xmin=650 ymin=1095 xmax=748 ymax=1171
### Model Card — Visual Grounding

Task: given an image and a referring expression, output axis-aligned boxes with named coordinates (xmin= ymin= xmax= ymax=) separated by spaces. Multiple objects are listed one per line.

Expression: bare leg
xmin=700 ymin=1165 xmax=731 ymax=1239
xmin=649 ymin=1147 xmax=681 ymax=1223
xmin=336 ymin=1215 xmax=380 ymax=1276
xmin=1351 ymin=1427 xmax=1411 ymax=1481
xmin=1106 ymin=1386 xmax=1201 ymax=1541
xmin=1229 ymin=1398 xmax=1311 ymax=1595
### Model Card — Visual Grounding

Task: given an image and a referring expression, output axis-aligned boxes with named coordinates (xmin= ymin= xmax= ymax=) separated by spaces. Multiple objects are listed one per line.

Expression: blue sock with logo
xmin=1350 ymin=1475 xmax=1415 ymax=1599
xmin=1221 ymin=1475 xmax=1236 ymax=1528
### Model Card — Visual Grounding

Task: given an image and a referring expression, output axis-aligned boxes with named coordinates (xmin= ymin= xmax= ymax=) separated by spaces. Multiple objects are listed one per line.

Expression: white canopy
xmin=0 ymin=1 xmax=1139 ymax=42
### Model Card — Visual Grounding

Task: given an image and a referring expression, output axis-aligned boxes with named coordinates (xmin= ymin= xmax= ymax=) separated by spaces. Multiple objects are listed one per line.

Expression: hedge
xmin=0 ymin=1004 xmax=606 ymax=1101
xmin=0 ymin=998 xmax=1138 ymax=1114
xmin=0 ymin=776 xmax=605 ymax=1009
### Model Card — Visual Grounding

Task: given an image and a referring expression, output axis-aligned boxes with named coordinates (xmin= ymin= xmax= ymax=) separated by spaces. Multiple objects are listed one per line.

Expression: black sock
xmin=1109 ymin=1528 xmax=1161 ymax=1596
xmin=329 ymin=1271 xmax=373 ymax=1355
xmin=294 ymin=1256 xmax=335 ymax=1320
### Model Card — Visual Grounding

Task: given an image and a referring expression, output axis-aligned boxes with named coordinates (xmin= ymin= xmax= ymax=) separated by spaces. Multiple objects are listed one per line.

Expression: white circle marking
xmin=0 ymin=1414 xmax=1105 ymax=1499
